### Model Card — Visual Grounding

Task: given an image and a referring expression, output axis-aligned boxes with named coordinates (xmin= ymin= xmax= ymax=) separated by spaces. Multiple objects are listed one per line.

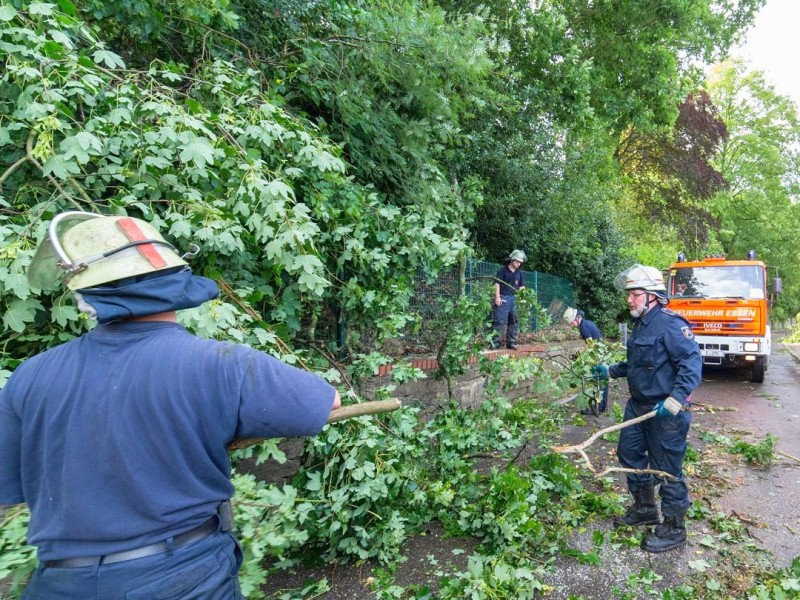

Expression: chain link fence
xmin=314 ymin=259 xmax=575 ymax=354
xmin=408 ymin=258 xmax=574 ymax=342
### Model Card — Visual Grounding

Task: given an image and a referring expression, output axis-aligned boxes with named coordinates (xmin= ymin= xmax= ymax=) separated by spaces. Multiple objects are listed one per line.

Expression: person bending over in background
xmin=564 ymin=307 xmax=609 ymax=414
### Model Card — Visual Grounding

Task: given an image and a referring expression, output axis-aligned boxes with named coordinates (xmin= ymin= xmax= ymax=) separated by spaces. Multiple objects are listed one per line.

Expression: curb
xmin=781 ymin=341 xmax=800 ymax=363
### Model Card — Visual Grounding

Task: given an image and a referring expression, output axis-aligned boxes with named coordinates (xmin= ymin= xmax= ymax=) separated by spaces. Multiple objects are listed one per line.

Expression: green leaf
xmin=698 ymin=535 xmax=717 ymax=549
xmin=0 ymin=5 xmax=17 ymax=21
xmin=688 ymin=559 xmax=711 ymax=572
xmin=292 ymin=254 xmax=322 ymax=275
xmin=178 ymin=134 xmax=216 ymax=168
xmin=92 ymin=49 xmax=125 ymax=69
xmin=50 ymin=303 xmax=80 ymax=327
xmin=42 ymin=155 xmax=81 ymax=178
xmin=3 ymin=298 xmax=42 ymax=332
xmin=782 ymin=578 xmax=800 ymax=591
xmin=265 ymin=179 xmax=293 ymax=200
xmin=29 ymin=3 xmax=55 ymax=16
xmin=1 ymin=272 xmax=31 ymax=299
xmin=60 ymin=132 xmax=102 ymax=163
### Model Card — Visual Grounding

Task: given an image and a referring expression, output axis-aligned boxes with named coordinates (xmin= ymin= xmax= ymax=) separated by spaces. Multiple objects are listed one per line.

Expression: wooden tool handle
xmin=228 ymin=399 xmax=402 ymax=451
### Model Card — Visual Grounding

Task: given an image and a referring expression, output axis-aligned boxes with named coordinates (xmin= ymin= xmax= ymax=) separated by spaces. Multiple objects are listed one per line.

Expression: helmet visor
xmin=27 ymin=212 xmax=103 ymax=289
xmin=613 ymin=267 xmax=634 ymax=292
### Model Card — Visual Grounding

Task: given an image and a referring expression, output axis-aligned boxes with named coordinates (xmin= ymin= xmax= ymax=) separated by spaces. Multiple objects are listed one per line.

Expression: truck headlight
xmin=743 ymin=342 xmax=760 ymax=352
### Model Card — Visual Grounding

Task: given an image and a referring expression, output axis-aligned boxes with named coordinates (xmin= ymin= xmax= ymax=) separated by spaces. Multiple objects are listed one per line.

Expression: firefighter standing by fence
xmin=491 ymin=249 xmax=527 ymax=350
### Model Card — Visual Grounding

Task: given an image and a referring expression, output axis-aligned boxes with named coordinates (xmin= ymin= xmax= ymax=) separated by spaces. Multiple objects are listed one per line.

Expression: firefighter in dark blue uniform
xmin=593 ymin=264 xmax=701 ymax=553
xmin=491 ymin=249 xmax=526 ymax=349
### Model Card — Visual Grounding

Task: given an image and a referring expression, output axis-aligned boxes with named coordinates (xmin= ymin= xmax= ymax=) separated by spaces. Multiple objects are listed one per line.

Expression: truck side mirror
xmin=772 ymin=277 xmax=783 ymax=294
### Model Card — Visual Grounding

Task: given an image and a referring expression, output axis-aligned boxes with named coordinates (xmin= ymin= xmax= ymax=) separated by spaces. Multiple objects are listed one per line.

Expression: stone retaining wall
xmin=237 ymin=338 xmax=587 ymax=484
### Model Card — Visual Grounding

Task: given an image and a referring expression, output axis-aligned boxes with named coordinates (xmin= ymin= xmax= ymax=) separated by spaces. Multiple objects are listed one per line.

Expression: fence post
xmin=336 ymin=267 xmax=347 ymax=354
xmin=532 ymin=270 xmax=539 ymax=331
xmin=458 ymin=254 xmax=466 ymax=297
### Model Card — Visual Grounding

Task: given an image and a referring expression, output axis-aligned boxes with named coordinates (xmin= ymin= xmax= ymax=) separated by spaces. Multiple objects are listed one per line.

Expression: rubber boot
xmin=641 ymin=513 xmax=687 ymax=553
xmin=613 ymin=487 xmax=660 ymax=527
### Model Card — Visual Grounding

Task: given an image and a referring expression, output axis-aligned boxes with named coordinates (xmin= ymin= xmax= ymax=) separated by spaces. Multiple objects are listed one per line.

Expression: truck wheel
xmin=751 ymin=357 xmax=766 ymax=383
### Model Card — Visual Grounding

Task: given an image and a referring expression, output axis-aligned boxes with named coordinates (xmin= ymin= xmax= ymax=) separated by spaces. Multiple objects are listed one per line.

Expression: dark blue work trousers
xmin=492 ymin=295 xmax=518 ymax=346
xmin=23 ymin=529 xmax=243 ymax=600
xmin=617 ymin=398 xmax=691 ymax=517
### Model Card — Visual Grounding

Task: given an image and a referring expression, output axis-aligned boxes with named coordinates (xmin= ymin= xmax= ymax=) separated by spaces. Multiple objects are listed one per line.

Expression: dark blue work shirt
xmin=495 ymin=265 xmax=524 ymax=296
xmin=578 ymin=318 xmax=602 ymax=341
xmin=0 ymin=321 xmax=335 ymax=561
xmin=609 ymin=304 xmax=701 ymax=405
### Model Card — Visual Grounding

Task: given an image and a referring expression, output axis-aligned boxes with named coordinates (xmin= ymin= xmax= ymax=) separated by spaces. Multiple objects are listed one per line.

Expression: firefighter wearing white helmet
xmin=564 ymin=308 xmax=609 ymax=414
xmin=490 ymin=249 xmax=527 ymax=349
xmin=3 ymin=211 xmax=340 ymax=598
xmin=26 ymin=211 xmax=216 ymax=322
xmin=613 ymin=263 xmax=668 ymax=318
xmin=592 ymin=263 xmax=701 ymax=553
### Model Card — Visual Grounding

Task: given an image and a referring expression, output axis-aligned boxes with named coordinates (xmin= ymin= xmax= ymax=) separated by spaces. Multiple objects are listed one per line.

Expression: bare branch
xmin=553 ymin=409 xmax=658 ymax=455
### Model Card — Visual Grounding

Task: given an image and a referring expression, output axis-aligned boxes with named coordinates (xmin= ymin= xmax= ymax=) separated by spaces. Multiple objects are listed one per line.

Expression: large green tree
xmin=617 ymin=92 xmax=729 ymax=257
xmin=434 ymin=0 xmax=763 ymax=324
xmin=0 ymin=4 xmax=470 ymax=370
xmin=706 ymin=58 xmax=800 ymax=318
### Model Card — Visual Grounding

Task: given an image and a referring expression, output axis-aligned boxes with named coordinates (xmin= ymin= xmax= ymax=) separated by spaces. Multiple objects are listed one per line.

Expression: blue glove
xmin=591 ymin=364 xmax=609 ymax=381
xmin=654 ymin=397 xmax=681 ymax=417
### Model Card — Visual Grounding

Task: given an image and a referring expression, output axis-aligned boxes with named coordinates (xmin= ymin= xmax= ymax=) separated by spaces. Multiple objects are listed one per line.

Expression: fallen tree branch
xmin=777 ymin=449 xmax=800 ymax=465
xmin=326 ymin=399 xmax=402 ymax=423
xmin=554 ymin=392 xmax=581 ymax=406
xmin=731 ymin=510 xmax=761 ymax=527
xmin=596 ymin=467 xmax=677 ymax=481
xmin=554 ymin=400 xmax=684 ymax=474
xmin=553 ymin=409 xmax=658 ymax=455
xmin=688 ymin=402 xmax=737 ymax=413
xmin=228 ymin=399 xmax=402 ymax=451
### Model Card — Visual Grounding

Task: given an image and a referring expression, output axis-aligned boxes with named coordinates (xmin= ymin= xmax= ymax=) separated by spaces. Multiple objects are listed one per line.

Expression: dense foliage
xmin=3 ymin=0 xmax=800 ymax=597
xmin=706 ymin=58 xmax=800 ymax=320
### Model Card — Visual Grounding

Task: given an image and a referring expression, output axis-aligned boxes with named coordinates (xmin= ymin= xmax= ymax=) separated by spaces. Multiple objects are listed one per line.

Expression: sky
xmin=732 ymin=0 xmax=800 ymax=107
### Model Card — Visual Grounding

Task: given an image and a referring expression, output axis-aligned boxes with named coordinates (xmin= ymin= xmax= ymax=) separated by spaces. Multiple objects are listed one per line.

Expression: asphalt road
xmin=694 ymin=341 xmax=800 ymax=566
xmin=539 ymin=340 xmax=800 ymax=599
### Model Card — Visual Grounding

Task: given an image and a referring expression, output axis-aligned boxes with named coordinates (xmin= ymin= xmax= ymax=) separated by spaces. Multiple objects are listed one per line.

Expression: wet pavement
xmin=704 ymin=342 xmax=800 ymax=565
xmin=539 ymin=340 xmax=800 ymax=598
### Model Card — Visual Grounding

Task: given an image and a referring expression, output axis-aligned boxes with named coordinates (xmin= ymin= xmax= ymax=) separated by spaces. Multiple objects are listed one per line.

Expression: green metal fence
xmin=316 ymin=259 xmax=575 ymax=353
xmin=411 ymin=259 xmax=575 ymax=333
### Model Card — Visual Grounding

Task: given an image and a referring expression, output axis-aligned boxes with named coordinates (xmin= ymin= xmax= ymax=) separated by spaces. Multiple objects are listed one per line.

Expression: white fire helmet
xmin=613 ymin=264 xmax=666 ymax=294
xmin=563 ymin=307 xmax=578 ymax=323
xmin=28 ymin=211 xmax=196 ymax=290
xmin=508 ymin=249 xmax=527 ymax=263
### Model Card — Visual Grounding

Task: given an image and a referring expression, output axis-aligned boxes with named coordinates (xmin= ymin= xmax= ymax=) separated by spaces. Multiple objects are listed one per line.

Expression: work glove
xmin=654 ymin=397 xmax=681 ymax=417
xmin=591 ymin=364 xmax=609 ymax=381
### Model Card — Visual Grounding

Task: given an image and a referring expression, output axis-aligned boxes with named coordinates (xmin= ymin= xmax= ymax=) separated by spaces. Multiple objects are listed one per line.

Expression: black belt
xmin=42 ymin=516 xmax=218 ymax=569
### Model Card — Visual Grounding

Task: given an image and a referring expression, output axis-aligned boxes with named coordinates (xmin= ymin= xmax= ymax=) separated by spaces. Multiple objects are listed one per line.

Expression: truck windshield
xmin=668 ymin=266 xmax=765 ymax=299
